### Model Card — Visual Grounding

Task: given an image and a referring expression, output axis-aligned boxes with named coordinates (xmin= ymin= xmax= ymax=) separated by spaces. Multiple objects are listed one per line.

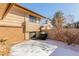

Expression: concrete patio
xmin=10 ymin=39 xmax=79 ymax=56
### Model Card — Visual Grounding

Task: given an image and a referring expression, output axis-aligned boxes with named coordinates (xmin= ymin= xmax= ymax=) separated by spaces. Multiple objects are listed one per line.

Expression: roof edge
xmin=14 ymin=3 xmax=46 ymax=18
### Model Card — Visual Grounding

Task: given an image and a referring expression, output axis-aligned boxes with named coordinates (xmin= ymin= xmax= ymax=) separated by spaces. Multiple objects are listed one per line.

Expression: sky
xmin=20 ymin=3 xmax=79 ymax=25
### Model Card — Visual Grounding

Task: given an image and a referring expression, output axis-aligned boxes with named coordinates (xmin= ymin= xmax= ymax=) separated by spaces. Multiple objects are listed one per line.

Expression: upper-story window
xmin=29 ymin=15 xmax=37 ymax=23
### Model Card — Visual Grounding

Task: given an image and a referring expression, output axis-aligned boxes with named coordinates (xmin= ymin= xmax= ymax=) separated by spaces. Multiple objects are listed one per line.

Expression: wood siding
xmin=0 ymin=4 xmax=40 ymax=45
xmin=0 ymin=26 xmax=24 ymax=45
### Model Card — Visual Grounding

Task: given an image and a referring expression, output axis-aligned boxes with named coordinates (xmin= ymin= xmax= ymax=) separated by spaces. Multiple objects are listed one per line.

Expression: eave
xmin=1 ymin=3 xmax=14 ymax=19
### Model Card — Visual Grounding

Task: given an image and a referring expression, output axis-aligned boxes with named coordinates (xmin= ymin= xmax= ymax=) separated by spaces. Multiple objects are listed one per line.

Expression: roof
xmin=0 ymin=3 xmax=46 ymax=19
xmin=15 ymin=4 xmax=46 ymax=18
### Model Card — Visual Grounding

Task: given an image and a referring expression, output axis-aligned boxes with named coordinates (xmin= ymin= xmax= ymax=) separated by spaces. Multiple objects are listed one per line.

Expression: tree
xmin=65 ymin=15 xmax=74 ymax=28
xmin=51 ymin=11 xmax=65 ymax=41
xmin=51 ymin=11 xmax=64 ymax=28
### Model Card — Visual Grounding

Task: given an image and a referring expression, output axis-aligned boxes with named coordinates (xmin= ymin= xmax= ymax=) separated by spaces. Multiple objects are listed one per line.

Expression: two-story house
xmin=0 ymin=3 xmax=45 ymax=45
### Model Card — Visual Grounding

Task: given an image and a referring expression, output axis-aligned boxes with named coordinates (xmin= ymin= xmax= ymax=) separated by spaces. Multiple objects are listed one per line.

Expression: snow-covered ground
xmin=10 ymin=39 xmax=79 ymax=56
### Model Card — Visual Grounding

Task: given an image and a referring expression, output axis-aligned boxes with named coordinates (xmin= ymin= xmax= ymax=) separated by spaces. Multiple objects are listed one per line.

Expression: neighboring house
xmin=42 ymin=20 xmax=53 ymax=30
xmin=64 ymin=22 xmax=78 ymax=28
xmin=72 ymin=21 xmax=79 ymax=28
xmin=0 ymin=3 xmax=45 ymax=45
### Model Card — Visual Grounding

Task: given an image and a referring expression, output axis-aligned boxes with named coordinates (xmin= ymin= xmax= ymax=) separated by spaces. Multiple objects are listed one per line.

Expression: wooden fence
xmin=44 ymin=28 xmax=79 ymax=44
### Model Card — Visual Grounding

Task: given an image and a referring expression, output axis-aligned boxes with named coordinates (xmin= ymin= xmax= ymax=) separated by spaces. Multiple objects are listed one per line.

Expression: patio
xmin=10 ymin=39 xmax=79 ymax=56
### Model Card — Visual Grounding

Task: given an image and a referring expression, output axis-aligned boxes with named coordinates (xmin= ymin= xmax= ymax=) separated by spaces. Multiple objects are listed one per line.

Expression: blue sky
xmin=20 ymin=3 xmax=79 ymax=25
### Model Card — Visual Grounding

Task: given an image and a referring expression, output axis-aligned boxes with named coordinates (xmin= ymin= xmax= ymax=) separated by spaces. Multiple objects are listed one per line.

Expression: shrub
xmin=64 ymin=31 xmax=75 ymax=45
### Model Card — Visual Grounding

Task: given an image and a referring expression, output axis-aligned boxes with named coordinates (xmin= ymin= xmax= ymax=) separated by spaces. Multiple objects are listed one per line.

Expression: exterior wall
xmin=0 ymin=5 xmax=24 ymax=27
xmin=0 ymin=5 xmax=25 ymax=45
xmin=25 ymin=14 xmax=40 ymax=32
xmin=25 ymin=33 xmax=30 ymax=40
xmin=0 ymin=5 xmax=41 ymax=45
xmin=0 ymin=6 xmax=23 ymax=45
xmin=0 ymin=3 xmax=8 ymax=19
xmin=26 ymin=22 xmax=40 ymax=32
xmin=25 ymin=17 xmax=40 ymax=39
xmin=0 ymin=26 xmax=24 ymax=45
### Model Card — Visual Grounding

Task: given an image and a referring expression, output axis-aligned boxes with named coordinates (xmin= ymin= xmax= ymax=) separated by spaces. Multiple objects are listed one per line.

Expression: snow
xmin=10 ymin=39 xmax=79 ymax=56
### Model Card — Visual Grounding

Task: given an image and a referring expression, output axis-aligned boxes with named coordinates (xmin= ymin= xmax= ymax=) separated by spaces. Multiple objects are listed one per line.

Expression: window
xmin=29 ymin=15 xmax=36 ymax=23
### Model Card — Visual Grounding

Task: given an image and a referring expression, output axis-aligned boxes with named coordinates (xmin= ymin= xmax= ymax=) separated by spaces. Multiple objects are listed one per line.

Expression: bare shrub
xmin=73 ymin=32 xmax=79 ymax=44
xmin=45 ymin=28 xmax=79 ymax=45
xmin=54 ymin=29 xmax=77 ymax=45
xmin=64 ymin=31 xmax=76 ymax=45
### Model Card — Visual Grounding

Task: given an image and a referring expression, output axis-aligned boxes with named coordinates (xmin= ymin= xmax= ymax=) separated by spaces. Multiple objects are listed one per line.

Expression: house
xmin=71 ymin=21 xmax=79 ymax=28
xmin=41 ymin=20 xmax=53 ymax=30
xmin=0 ymin=3 xmax=45 ymax=45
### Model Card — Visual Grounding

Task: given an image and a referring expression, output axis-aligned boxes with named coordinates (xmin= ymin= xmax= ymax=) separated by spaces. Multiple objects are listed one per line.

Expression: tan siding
xmin=0 ymin=5 xmax=25 ymax=26
xmin=0 ymin=20 xmax=22 ymax=24
xmin=0 ymin=5 xmax=25 ymax=45
xmin=0 ymin=27 xmax=24 ymax=45
xmin=25 ymin=33 xmax=29 ymax=40
xmin=0 ymin=4 xmax=41 ymax=45
xmin=0 ymin=4 xmax=8 ymax=19
xmin=26 ymin=22 xmax=40 ymax=32
xmin=5 ymin=14 xmax=24 ymax=22
xmin=4 ymin=5 xmax=25 ymax=24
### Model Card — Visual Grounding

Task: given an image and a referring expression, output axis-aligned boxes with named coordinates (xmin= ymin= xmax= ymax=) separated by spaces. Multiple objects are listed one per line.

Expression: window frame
xmin=29 ymin=15 xmax=37 ymax=23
